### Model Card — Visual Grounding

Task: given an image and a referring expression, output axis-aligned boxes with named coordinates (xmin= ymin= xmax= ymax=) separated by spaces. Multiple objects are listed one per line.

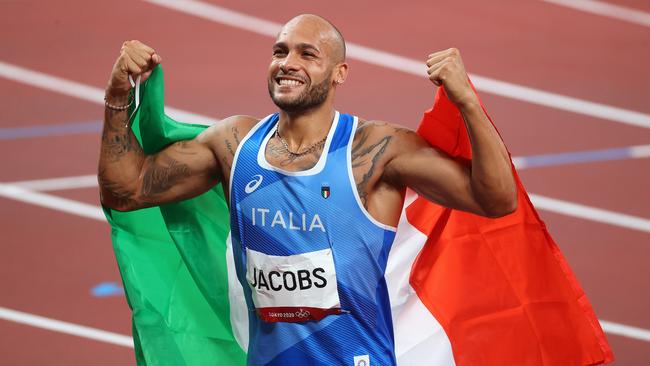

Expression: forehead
xmin=275 ymin=19 xmax=334 ymax=51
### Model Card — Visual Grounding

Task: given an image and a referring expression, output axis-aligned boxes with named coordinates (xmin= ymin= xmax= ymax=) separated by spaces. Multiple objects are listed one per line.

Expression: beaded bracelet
xmin=104 ymin=94 xmax=134 ymax=111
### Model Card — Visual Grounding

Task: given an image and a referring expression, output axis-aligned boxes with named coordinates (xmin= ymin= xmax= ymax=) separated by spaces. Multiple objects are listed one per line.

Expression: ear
xmin=333 ymin=62 xmax=349 ymax=85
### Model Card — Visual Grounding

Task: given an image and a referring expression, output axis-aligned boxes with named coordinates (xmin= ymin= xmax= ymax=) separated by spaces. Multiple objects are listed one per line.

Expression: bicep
xmin=385 ymin=136 xmax=487 ymax=216
xmin=135 ymin=136 xmax=220 ymax=206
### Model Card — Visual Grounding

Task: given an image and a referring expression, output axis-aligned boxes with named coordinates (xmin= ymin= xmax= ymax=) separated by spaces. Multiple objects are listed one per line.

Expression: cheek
xmin=268 ymin=62 xmax=280 ymax=76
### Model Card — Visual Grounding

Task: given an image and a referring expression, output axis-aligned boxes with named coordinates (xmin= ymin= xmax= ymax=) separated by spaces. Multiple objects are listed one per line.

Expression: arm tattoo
xmin=98 ymin=168 xmax=140 ymax=209
xmin=224 ymin=126 xmax=242 ymax=156
xmin=352 ymin=122 xmax=401 ymax=206
xmin=141 ymin=156 xmax=191 ymax=197
xmin=225 ymin=139 xmax=236 ymax=156
xmin=220 ymin=156 xmax=232 ymax=171
xmin=101 ymin=109 xmax=142 ymax=162
xmin=353 ymin=135 xmax=392 ymax=205
xmin=351 ymin=127 xmax=370 ymax=168
xmin=232 ymin=126 xmax=241 ymax=144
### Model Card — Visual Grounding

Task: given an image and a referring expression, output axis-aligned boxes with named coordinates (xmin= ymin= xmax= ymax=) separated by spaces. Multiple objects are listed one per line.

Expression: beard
xmin=268 ymin=76 xmax=331 ymax=113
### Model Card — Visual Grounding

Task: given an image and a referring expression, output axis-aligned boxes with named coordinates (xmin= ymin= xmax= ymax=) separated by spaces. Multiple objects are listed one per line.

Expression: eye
xmin=302 ymin=52 xmax=316 ymax=58
xmin=273 ymin=49 xmax=286 ymax=57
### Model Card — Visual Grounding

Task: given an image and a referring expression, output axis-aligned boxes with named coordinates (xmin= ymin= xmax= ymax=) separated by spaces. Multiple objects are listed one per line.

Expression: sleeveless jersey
xmin=230 ymin=112 xmax=398 ymax=365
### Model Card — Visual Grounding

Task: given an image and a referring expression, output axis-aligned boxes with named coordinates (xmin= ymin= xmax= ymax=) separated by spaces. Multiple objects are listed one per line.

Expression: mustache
xmin=274 ymin=71 xmax=308 ymax=84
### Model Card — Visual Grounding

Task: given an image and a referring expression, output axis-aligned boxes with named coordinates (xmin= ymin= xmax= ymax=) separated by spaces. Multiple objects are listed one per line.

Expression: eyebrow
xmin=273 ymin=42 xmax=321 ymax=54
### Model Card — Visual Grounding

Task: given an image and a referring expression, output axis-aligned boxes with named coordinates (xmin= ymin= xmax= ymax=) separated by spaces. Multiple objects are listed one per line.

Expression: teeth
xmin=279 ymin=79 xmax=302 ymax=86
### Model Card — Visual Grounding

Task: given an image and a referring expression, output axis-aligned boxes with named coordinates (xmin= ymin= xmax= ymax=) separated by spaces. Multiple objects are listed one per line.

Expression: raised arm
xmin=384 ymin=48 xmax=517 ymax=217
xmin=98 ymin=40 xmax=220 ymax=211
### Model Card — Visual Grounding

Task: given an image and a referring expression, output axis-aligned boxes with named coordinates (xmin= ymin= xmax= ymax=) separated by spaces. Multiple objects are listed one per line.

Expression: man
xmin=99 ymin=14 xmax=516 ymax=365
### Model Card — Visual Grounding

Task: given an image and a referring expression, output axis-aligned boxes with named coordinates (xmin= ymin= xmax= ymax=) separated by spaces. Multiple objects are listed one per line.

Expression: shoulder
xmin=352 ymin=119 xmax=425 ymax=155
xmin=352 ymin=119 xmax=447 ymax=185
xmin=223 ymin=114 xmax=261 ymax=130
xmin=350 ymin=119 xmax=421 ymax=176
xmin=195 ymin=114 xmax=260 ymax=147
xmin=192 ymin=115 xmax=261 ymax=162
xmin=355 ymin=119 xmax=418 ymax=138
xmin=197 ymin=115 xmax=260 ymax=140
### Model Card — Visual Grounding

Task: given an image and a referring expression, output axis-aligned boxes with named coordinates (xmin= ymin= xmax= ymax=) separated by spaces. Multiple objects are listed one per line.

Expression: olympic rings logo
xmin=295 ymin=309 xmax=310 ymax=318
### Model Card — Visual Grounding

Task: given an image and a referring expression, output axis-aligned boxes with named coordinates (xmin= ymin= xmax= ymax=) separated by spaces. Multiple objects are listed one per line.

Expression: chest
xmin=260 ymin=133 xmax=382 ymax=197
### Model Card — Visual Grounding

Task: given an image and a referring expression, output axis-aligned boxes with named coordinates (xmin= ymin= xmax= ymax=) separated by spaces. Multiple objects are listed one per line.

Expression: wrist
xmin=105 ymin=93 xmax=130 ymax=106
xmin=105 ymin=80 xmax=131 ymax=100
xmin=104 ymin=89 xmax=133 ymax=111
xmin=455 ymin=93 xmax=481 ymax=112
xmin=105 ymin=86 xmax=129 ymax=98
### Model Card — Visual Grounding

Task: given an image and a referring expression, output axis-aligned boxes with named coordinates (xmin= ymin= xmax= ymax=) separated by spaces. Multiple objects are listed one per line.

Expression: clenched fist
xmin=106 ymin=40 xmax=161 ymax=98
xmin=426 ymin=48 xmax=477 ymax=108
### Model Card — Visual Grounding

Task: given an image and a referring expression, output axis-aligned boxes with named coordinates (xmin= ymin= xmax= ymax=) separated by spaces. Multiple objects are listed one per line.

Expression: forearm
xmin=98 ymin=91 xmax=146 ymax=210
xmin=459 ymin=100 xmax=516 ymax=216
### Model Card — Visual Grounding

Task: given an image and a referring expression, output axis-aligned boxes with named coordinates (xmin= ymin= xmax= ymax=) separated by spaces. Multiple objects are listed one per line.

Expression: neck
xmin=277 ymin=103 xmax=336 ymax=151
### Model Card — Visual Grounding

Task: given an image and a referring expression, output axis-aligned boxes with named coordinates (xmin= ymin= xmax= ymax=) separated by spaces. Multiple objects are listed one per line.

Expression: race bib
xmin=246 ymin=247 xmax=342 ymax=322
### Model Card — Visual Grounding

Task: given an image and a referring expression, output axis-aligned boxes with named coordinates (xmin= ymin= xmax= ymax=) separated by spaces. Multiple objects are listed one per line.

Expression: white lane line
xmin=0 ymin=183 xmax=104 ymax=221
xmin=2 ymin=48 xmax=648 ymax=232
xmin=630 ymin=144 xmax=650 ymax=158
xmin=511 ymin=143 xmax=650 ymax=169
xmin=2 ymin=290 xmax=650 ymax=348
xmin=0 ymin=61 xmax=217 ymax=126
xmin=530 ymin=194 xmax=650 ymax=233
xmin=3 ymin=47 xmax=650 ymax=133
xmin=143 ymin=0 xmax=650 ymax=129
xmin=600 ymin=319 xmax=650 ymax=342
xmin=5 ymin=174 xmax=650 ymax=234
xmin=1 ymin=305 xmax=648 ymax=352
xmin=1 ymin=183 xmax=649 ymax=342
xmin=0 ymin=306 xmax=133 ymax=348
xmin=9 ymin=175 xmax=99 ymax=191
xmin=542 ymin=0 xmax=650 ymax=27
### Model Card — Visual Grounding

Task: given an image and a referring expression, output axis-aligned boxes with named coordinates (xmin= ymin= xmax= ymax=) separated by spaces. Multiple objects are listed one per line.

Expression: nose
xmin=279 ymin=51 xmax=300 ymax=73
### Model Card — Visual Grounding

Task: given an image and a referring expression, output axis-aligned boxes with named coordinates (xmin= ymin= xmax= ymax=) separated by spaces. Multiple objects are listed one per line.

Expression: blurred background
xmin=1 ymin=0 xmax=648 ymax=364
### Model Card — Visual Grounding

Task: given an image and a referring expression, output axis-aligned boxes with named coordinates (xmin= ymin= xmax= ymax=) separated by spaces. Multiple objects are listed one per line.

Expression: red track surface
xmin=1 ymin=1 xmax=648 ymax=364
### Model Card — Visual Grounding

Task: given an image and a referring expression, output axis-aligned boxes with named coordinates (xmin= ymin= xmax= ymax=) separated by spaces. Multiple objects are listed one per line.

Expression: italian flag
xmin=103 ymin=66 xmax=613 ymax=365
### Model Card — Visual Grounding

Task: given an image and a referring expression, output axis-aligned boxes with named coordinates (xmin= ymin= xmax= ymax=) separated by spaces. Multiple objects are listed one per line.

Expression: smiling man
xmin=99 ymin=14 xmax=516 ymax=365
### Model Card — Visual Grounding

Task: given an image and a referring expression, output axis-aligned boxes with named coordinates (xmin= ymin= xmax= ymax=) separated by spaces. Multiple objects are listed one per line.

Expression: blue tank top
xmin=230 ymin=112 xmax=398 ymax=365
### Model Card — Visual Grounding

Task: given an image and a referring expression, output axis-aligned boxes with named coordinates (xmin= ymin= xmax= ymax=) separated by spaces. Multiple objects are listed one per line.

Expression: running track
xmin=1 ymin=0 xmax=649 ymax=364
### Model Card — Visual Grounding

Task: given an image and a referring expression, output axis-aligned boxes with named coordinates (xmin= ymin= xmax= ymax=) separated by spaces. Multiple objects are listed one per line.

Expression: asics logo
xmin=354 ymin=355 xmax=370 ymax=366
xmin=245 ymin=174 xmax=264 ymax=194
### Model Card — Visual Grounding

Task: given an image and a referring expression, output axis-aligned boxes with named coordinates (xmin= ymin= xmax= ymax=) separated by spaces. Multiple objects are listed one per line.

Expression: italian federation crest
xmin=321 ymin=184 xmax=330 ymax=199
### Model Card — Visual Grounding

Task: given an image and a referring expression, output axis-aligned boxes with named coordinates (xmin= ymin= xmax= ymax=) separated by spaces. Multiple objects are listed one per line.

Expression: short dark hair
xmin=287 ymin=14 xmax=346 ymax=63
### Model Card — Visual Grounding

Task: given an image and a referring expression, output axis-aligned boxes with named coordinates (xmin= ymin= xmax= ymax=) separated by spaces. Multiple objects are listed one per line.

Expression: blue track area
xmin=2 ymin=120 xmax=646 ymax=172
xmin=91 ymin=282 xmax=124 ymax=298
xmin=0 ymin=121 xmax=102 ymax=140
xmin=515 ymin=146 xmax=647 ymax=169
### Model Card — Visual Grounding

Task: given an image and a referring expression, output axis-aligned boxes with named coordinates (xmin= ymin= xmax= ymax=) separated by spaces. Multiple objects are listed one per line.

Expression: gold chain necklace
xmin=274 ymin=128 xmax=327 ymax=157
